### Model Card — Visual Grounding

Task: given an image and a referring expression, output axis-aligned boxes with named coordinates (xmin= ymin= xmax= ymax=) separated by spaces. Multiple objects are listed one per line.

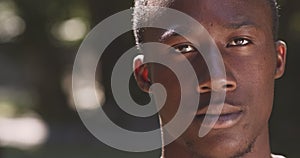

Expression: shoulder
xmin=271 ymin=154 xmax=286 ymax=158
xmin=161 ymin=154 xmax=286 ymax=158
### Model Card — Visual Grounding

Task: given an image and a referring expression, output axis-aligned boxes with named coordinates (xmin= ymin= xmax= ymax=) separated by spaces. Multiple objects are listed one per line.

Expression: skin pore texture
xmin=133 ymin=0 xmax=287 ymax=158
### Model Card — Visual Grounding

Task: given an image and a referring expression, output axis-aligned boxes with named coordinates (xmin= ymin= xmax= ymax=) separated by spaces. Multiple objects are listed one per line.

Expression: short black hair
xmin=133 ymin=0 xmax=279 ymax=45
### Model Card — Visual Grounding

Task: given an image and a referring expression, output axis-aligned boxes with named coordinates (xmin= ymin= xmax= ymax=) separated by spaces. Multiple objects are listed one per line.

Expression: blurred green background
xmin=0 ymin=0 xmax=298 ymax=157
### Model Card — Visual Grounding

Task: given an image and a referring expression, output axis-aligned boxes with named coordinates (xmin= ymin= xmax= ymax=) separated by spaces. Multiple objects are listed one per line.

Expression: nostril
xmin=224 ymin=84 xmax=233 ymax=89
xmin=197 ymin=86 xmax=211 ymax=93
xmin=197 ymin=80 xmax=236 ymax=93
xmin=202 ymin=86 xmax=211 ymax=91
xmin=224 ymin=83 xmax=236 ymax=91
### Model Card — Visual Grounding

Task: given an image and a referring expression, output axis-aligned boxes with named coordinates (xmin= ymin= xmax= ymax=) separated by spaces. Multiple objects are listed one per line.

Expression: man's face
xmin=135 ymin=0 xmax=286 ymax=157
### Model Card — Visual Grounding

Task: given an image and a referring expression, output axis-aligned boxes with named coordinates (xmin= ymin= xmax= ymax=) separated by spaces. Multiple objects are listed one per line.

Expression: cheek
xmin=235 ymin=52 xmax=276 ymax=127
xmin=152 ymin=65 xmax=181 ymax=124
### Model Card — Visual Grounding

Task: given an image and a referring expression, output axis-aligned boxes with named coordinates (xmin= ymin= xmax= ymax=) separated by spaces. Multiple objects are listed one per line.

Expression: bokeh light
xmin=0 ymin=0 xmax=25 ymax=42
xmin=52 ymin=17 xmax=88 ymax=42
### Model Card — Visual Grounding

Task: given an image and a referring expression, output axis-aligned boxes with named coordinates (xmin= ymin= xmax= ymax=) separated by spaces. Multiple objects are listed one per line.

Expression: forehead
xmin=142 ymin=0 xmax=273 ymax=41
xmin=169 ymin=0 xmax=271 ymax=25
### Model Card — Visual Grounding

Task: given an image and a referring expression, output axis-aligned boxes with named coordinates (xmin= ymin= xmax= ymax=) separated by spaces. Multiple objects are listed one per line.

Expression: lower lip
xmin=196 ymin=111 xmax=243 ymax=129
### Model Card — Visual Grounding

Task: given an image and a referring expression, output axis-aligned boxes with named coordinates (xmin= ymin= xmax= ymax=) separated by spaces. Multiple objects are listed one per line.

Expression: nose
xmin=197 ymin=78 xmax=237 ymax=93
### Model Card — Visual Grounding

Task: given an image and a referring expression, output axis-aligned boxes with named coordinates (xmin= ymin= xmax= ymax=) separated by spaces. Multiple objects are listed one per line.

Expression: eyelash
xmin=172 ymin=38 xmax=252 ymax=54
xmin=173 ymin=44 xmax=196 ymax=54
xmin=226 ymin=38 xmax=252 ymax=47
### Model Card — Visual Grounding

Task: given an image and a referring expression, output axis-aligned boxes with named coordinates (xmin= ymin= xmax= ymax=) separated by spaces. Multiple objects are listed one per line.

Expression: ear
xmin=133 ymin=55 xmax=151 ymax=92
xmin=274 ymin=40 xmax=287 ymax=79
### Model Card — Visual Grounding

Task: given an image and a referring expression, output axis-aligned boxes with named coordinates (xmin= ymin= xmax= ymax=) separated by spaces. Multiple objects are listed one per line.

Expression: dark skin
xmin=134 ymin=0 xmax=287 ymax=157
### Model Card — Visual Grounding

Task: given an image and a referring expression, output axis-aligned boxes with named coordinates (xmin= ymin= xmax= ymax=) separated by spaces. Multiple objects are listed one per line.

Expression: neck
xmin=242 ymin=125 xmax=272 ymax=158
xmin=162 ymin=140 xmax=192 ymax=158
xmin=162 ymin=126 xmax=271 ymax=158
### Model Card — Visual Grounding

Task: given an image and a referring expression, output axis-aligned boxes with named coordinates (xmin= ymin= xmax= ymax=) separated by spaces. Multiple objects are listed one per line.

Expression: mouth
xmin=195 ymin=103 xmax=244 ymax=129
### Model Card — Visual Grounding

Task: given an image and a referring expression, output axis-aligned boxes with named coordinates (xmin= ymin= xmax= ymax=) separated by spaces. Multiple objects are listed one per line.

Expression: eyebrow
xmin=223 ymin=18 xmax=258 ymax=29
xmin=159 ymin=20 xmax=258 ymax=42
xmin=159 ymin=29 xmax=181 ymax=43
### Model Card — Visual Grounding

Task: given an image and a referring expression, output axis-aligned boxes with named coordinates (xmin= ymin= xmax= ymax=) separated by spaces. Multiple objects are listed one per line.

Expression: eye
xmin=173 ymin=44 xmax=196 ymax=54
xmin=227 ymin=38 xmax=252 ymax=47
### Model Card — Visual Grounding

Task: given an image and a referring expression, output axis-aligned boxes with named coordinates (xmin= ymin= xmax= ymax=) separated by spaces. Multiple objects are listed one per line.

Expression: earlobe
xmin=133 ymin=55 xmax=151 ymax=92
xmin=274 ymin=40 xmax=287 ymax=79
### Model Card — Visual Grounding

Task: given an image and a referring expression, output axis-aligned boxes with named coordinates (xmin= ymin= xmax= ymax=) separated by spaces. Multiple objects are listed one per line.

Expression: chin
xmin=188 ymin=139 xmax=254 ymax=158
xmin=181 ymin=124 xmax=256 ymax=158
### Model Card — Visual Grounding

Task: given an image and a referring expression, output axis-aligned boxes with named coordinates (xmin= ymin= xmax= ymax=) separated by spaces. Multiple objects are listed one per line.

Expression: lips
xmin=196 ymin=103 xmax=244 ymax=129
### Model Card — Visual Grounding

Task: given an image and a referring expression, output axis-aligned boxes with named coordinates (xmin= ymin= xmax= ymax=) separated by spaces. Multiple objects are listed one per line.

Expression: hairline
xmin=132 ymin=0 xmax=280 ymax=47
